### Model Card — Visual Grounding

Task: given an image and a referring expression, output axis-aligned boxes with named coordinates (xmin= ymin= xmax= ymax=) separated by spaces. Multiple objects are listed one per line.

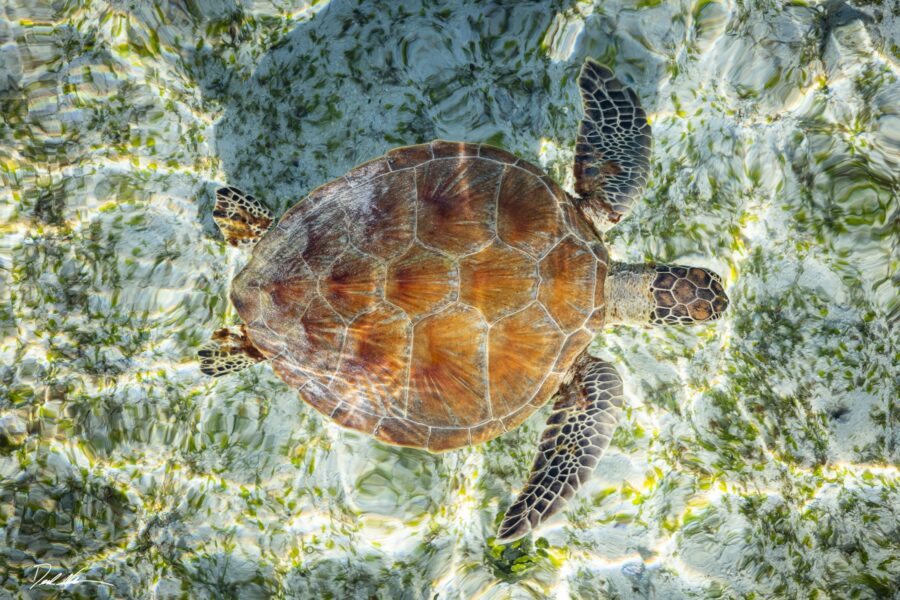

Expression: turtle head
xmin=605 ymin=264 xmax=729 ymax=326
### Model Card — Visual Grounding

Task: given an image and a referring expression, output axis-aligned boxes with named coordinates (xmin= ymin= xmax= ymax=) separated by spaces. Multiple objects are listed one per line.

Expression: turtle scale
xmin=232 ymin=141 xmax=609 ymax=452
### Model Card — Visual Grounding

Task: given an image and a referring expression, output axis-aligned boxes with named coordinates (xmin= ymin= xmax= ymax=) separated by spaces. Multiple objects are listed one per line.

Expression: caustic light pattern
xmin=0 ymin=0 xmax=897 ymax=599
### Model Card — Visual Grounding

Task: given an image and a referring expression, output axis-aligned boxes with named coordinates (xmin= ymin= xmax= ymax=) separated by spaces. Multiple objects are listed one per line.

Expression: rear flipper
xmin=496 ymin=354 xmax=623 ymax=543
xmin=213 ymin=186 xmax=273 ymax=248
xmin=198 ymin=327 xmax=265 ymax=377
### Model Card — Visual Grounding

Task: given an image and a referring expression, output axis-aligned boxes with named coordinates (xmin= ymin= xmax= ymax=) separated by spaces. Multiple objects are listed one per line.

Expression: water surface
xmin=1 ymin=0 xmax=898 ymax=598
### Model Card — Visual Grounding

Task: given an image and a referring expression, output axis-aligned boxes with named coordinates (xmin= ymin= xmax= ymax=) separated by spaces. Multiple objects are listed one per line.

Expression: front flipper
xmin=574 ymin=59 xmax=652 ymax=232
xmin=213 ymin=186 xmax=273 ymax=248
xmin=198 ymin=327 xmax=266 ymax=377
xmin=496 ymin=353 xmax=623 ymax=543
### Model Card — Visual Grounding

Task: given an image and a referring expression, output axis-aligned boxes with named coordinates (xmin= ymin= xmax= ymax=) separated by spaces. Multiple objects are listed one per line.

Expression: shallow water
xmin=1 ymin=0 xmax=898 ymax=598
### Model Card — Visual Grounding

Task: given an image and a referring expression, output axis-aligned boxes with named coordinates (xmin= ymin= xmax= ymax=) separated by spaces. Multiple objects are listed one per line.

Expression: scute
xmin=324 ymin=248 xmax=385 ymax=320
xmin=409 ymin=304 xmax=490 ymax=428
xmin=300 ymin=200 xmax=348 ymax=274
xmin=331 ymin=303 xmax=410 ymax=419
xmin=416 ymin=155 xmax=500 ymax=255
xmin=346 ymin=169 xmax=416 ymax=260
xmin=385 ymin=242 xmax=457 ymax=319
xmin=291 ymin=296 xmax=345 ymax=382
xmin=234 ymin=141 xmax=606 ymax=451
xmin=538 ymin=236 xmax=597 ymax=332
xmin=497 ymin=165 xmax=566 ymax=258
xmin=459 ymin=241 xmax=538 ymax=323
xmin=488 ymin=303 xmax=565 ymax=417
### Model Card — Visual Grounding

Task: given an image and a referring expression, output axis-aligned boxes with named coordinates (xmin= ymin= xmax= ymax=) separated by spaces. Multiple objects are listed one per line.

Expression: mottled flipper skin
xmin=497 ymin=354 xmax=623 ymax=543
xmin=198 ymin=327 xmax=265 ymax=377
xmin=574 ymin=59 xmax=652 ymax=232
xmin=213 ymin=186 xmax=273 ymax=247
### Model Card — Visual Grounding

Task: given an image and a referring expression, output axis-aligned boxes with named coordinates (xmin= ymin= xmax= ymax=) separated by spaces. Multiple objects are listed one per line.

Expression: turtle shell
xmin=231 ymin=141 xmax=609 ymax=451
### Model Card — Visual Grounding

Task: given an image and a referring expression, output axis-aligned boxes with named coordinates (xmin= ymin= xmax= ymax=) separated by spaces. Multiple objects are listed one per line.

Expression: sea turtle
xmin=199 ymin=60 xmax=729 ymax=543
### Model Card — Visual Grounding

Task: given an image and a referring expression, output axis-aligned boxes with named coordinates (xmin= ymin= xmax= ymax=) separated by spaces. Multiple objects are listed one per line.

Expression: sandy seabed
xmin=0 ymin=0 xmax=898 ymax=598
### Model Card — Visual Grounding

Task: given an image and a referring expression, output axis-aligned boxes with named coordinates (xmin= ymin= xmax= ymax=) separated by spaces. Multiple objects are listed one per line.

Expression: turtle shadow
xmin=201 ymin=0 xmax=612 ymax=219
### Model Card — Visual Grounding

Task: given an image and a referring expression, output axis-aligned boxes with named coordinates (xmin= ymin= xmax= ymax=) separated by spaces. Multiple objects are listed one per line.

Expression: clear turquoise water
xmin=0 ymin=0 xmax=898 ymax=598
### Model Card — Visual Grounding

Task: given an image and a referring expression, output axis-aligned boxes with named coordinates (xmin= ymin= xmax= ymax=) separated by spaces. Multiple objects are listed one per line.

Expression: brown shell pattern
xmin=232 ymin=141 xmax=608 ymax=451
